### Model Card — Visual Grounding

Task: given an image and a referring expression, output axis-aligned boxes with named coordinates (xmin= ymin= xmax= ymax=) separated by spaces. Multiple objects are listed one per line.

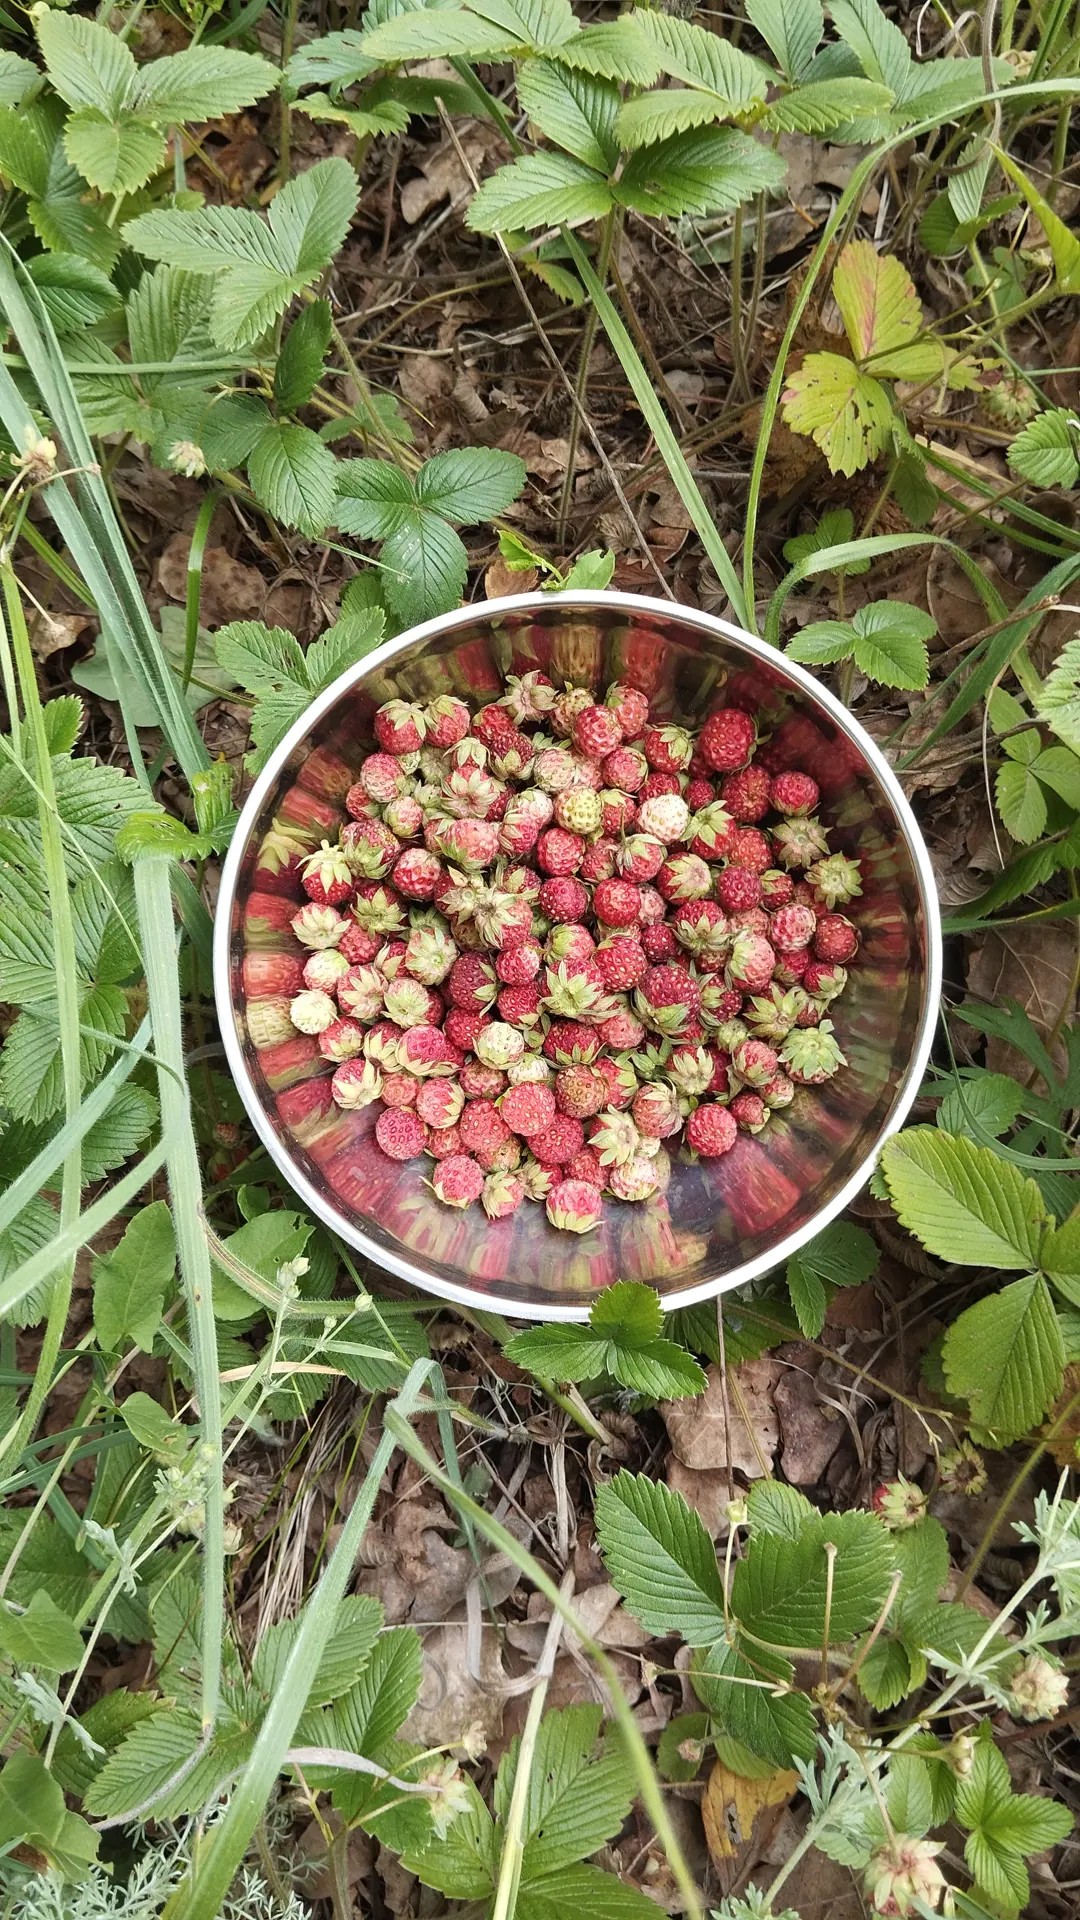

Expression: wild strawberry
xmin=595 ymin=935 xmax=647 ymax=992
xmin=500 ymin=1081 xmax=558 ymax=1136
xmin=637 ymin=792 xmax=690 ymax=844
xmin=290 ymin=988 xmax=337 ymax=1034
xmin=316 ymin=1015 xmax=366 ymax=1063
xmin=499 ymin=787 xmax=554 ymax=858
xmin=475 ymin=1021 xmax=526 ymax=1070
xmin=721 ymin=765 xmax=771 ymax=822
xmin=802 ymin=959 xmax=847 ymax=1000
xmin=543 ymin=1021 xmax=601 ymax=1066
xmin=813 ymin=913 xmax=859 ymax=963
xmin=573 ymin=703 xmax=623 ymax=760
xmin=760 ymin=1071 xmax=795 ymax=1108
xmin=416 ymin=1079 xmax=465 ymax=1128
xmin=252 ymin=826 xmax=312 ymax=897
xmin=532 ymin=1114 xmax=586 ymax=1166
xmin=331 ymin=1057 xmax=384 ymax=1109
xmin=699 ymin=980 xmax=742 ymax=1028
xmin=404 ymin=923 xmax=457 ymax=987
xmin=352 ymin=882 xmax=406 ymax=936
xmin=807 ymin=852 xmax=863 ymax=908
xmin=638 ymin=770 xmax=682 ymax=805
xmin=364 ymin=1021 xmax=403 ymax=1070
xmin=537 ymin=827 xmax=584 ymax=875
xmin=732 ymin=1038 xmax=779 ymax=1087
xmin=379 ymin=977 xmax=429 ymax=1028
xmin=431 ymin=817 xmax=500 ymax=871
xmin=594 ymin=1055 xmax=636 ymax=1110
xmin=459 ymin=1097 xmax=512 ymax=1157
xmin=244 ymin=953 xmax=306 ymax=1004
xmin=457 ymin=1063 xmax=502 ymax=1103
xmin=717 ymin=866 xmax=762 ymax=913
xmin=501 ymin=669 xmax=554 ymax=725
xmin=565 ymin=1146 xmax=604 ymax=1186
xmin=337 ymin=965 xmax=385 ymax=1023
xmin=657 ymin=853 xmax=712 ymax=903
xmin=864 ymin=1835 xmax=947 ymax=1920
xmin=580 ymin=837 xmax=619 ymax=882
xmin=598 ymin=1006 xmax=646 ymax=1051
xmin=374 ymin=699 xmax=426 ymax=755
xmin=642 ymin=722 xmax=692 ymax=773
xmin=1006 ymin=1651 xmax=1070 ymax=1723
xmin=553 ymin=788 xmax=602 ymax=836
xmin=602 ymin=745 xmax=648 ymax=793
xmin=489 ymin=728 xmax=535 ymax=781
xmin=538 ymin=876 xmax=589 ymax=923
xmin=533 ymin=745 xmax=580 ymax=792
xmin=587 ymin=1109 xmax=641 ymax=1168
xmin=633 ymin=1082 xmax=682 ymax=1138
xmin=425 ymin=1120 xmax=463 ymax=1159
xmin=482 ymin=1171 xmax=525 ymax=1220
xmin=687 ymin=801 xmax=734 ymax=862
xmin=727 ymin=827 xmax=771 ymax=872
xmin=685 ymin=1103 xmax=737 ymax=1157
xmin=393 ymin=848 xmax=443 ymax=901
xmin=441 ymin=765 xmax=505 ymax=822
xmin=634 ymin=963 xmax=700 ymax=1038
xmin=698 ymin=708 xmax=755 ymax=773
xmin=380 ymin=1071 xmax=419 ymax=1108
xmin=607 ymin=1155 xmax=662 ymax=1202
xmin=730 ymin=1090 xmax=768 ymax=1132
xmin=779 ymin=1020 xmax=846 ymax=1084
xmin=546 ymin=1178 xmax=602 ymax=1233
xmin=447 ymin=953 xmax=497 ymax=1012
xmin=771 ymin=816 xmax=830 ymax=872
xmin=497 ymin=983 xmax=542 ymax=1027
xmin=399 ymin=1025 xmax=455 ymax=1075
xmin=604 ymin=681 xmax=650 ymax=738
xmin=600 ymin=794 xmax=637 ymax=839
xmin=641 ymin=922 xmax=678 ymax=963
xmin=759 ymin=868 xmax=794 ymax=910
xmin=546 ymin=922 xmax=597 ymax=966
xmin=586 ymin=877 xmax=637 ymax=928
xmin=496 ymin=940 xmax=541 ymax=985
xmin=555 ymin=1065 xmax=609 ymax=1119
xmin=669 ymin=899 xmax=728 ymax=962
xmin=770 ymin=903 xmax=816 ymax=952
xmin=301 ymin=948 xmax=349 ymax=993
xmin=339 ymin=920 xmax=381 ymax=965
xmin=685 ymin=776 xmax=715 ymax=812
xmin=301 ymin=842 xmax=355 ymax=908
xmin=726 ymin=931 xmax=775 ymax=995
xmin=375 ymin=1107 xmax=425 ymax=1159
xmin=432 ymin=1153 xmax=485 ymax=1207
xmin=278 ymin=784 xmax=341 ymax=837
xmin=472 ymin=701 xmax=515 ymax=747
xmin=769 ymin=769 xmax=819 ymax=815
xmin=357 ymin=752 xmax=408 ymax=806
xmin=420 ymin=694 xmax=469 ymax=748
xmin=640 ymin=886 xmax=666 ymax=928
xmin=615 ymin=833 xmax=665 ymax=883
xmin=551 ymin=685 xmax=594 ymax=738
xmin=668 ymin=1044 xmax=715 ymax=1096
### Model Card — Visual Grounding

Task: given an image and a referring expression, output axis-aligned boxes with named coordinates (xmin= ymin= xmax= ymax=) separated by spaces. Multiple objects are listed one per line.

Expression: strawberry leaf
xmin=781 ymin=352 xmax=894 ymax=475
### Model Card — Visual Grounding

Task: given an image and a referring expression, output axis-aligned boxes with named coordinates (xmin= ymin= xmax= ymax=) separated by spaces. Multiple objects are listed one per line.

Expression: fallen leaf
xmin=967 ymin=924 xmax=1076 ymax=1081
xmin=400 ymin=132 xmax=493 ymax=224
xmin=157 ymin=537 xmax=268 ymax=626
xmin=662 ymin=1359 xmax=781 ymax=1477
xmin=774 ymin=1357 xmax=845 ymax=1487
xmin=667 ymin=1456 xmax=733 ymax=1537
xmin=401 ymin=1619 xmax=507 ymax=1747
xmin=702 ymin=1757 xmax=799 ymax=1867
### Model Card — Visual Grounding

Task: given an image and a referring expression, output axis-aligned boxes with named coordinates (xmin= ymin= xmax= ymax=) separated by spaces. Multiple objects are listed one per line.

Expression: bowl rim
xmin=214 ymin=589 xmax=942 ymax=1321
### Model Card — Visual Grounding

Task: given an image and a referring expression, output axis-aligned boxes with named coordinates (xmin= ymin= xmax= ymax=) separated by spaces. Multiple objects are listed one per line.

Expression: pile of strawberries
xmin=278 ymin=675 xmax=861 ymax=1234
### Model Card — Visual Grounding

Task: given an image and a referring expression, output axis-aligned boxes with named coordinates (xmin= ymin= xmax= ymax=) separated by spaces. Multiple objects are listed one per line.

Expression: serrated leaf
xmin=0 ymin=1591 xmax=83 ymax=1673
xmin=1037 ymin=634 xmax=1080 ymax=754
xmin=520 ymin=1863 xmax=662 ymax=1920
xmin=759 ymin=75 xmax=892 ymax=133
xmin=786 ymin=619 xmax=855 ymax=665
xmin=732 ymin=1510 xmax=896 ymax=1647
xmin=956 ymin=1728 xmax=1072 ymax=1912
xmin=833 ymin=240 xmax=924 ymax=361
xmin=616 ymin=127 xmax=785 ymax=218
xmin=827 ymin=0 xmax=912 ymax=93
xmin=131 ymin=46 xmax=278 ymax=123
xmin=562 ymin=548 xmax=614 ymax=588
xmin=942 ymin=1273 xmax=1064 ymax=1443
xmin=996 ymin=758 xmax=1048 ymax=843
xmin=745 ymin=1480 xmax=815 ymax=1539
xmin=555 ymin=19 xmax=660 ymax=84
xmin=64 ymin=108 xmax=165 ymax=194
xmin=254 ymin=1596 xmax=382 ymax=1706
xmin=413 ymin=446 xmax=527 ymax=523
xmin=858 ymin=1632 xmax=923 ymax=1709
xmin=124 ymin=157 xmax=359 ymax=349
xmin=84 ymin=1705 xmax=252 ymax=1820
xmin=213 ymin=621 xmax=308 ymax=694
xmin=248 ymin=421 xmax=338 ymax=535
xmin=850 ymin=599 xmax=933 ymax=690
xmin=36 ymin=12 xmax=135 ymax=116
xmin=25 ymin=253 xmax=119 ymax=335
xmin=636 ymin=11 xmax=771 ymax=108
xmin=517 ymin=58 xmax=619 ymax=170
xmin=1035 ymin=743 xmax=1080 ymax=808
xmin=466 ymin=150 xmax=612 ymax=234
xmin=0 ymin=51 xmax=37 ymax=110
xmin=401 ymin=1776 xmax=496 ymax=1897
xmin=274 ymin=298 xmax=332 ymax=412
xmin=1007 ymin=407 xmax=1080 ymax=488
xmin=938 ymin=1070 xmax=1024 ymax=1141
xmin=28 ymin=124 xmax=123 ymax=266
xmin=496 ymin=1704 xmax=633 ymax=1877
xmin=880 ymin=1126 xmax=1048 ymax=1268
xmin=0 ymin=108 xmax=50 ymax=196
xmin=782 ymin=352 xmax=893 ymax=475
xmin=92 ymin=1200 xmax=175 ymax=1354
xmin=286 ymin=27 xmax=379 ymax=90
xmin=381 ymin=513 xmax=469 ymax=625
xmin=506 ymin=1281 xmax=705 ymax=1398
xmin=996 ymin=146 xmax=1080 ymax=294
xmin=363 ymin=11 xmax=523 ymax=61
xmin=595 ymin=1470 xmax=727 ymax=1644
xmin=691 ymin=1641 xmax=816 ymax=1768
xmin=786 ymin=1259 xmax=827 ymax=1335
xmin=614 ymin=88 xmax=727 ymax=151
xmin=334 ymin=458 xmax=415 ymax=539
xmin=745 ymin=0 xmax=822 ymax=80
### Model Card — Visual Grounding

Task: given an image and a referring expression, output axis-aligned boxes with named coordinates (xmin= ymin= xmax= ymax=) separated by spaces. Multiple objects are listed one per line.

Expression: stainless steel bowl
xmin=214 ymin=592 xmax=941 ymax=1321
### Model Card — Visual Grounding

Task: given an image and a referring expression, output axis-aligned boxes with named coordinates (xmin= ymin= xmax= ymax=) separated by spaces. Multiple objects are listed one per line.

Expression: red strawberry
xmin=538 ymin=877 xmax=589 ymax=923
xmin=728 ymin=827 xmax=771 ymax=872
xmin=685 ymin=777 xmax=716 ymax=812
xmin=698 ymin=708 xmax=755 ymax=773
xmin=380 ymin=1071 xmax=419 ymax=1108
xmin=444 ymin=1007 xmax=490 ymax=1052
xmin=595 ymin=936 xmax=647 ymax=992
xmin=301 ymin=842 xmax=355 ymax=908
xmin=537 ymin=827 xmax=584 ymax=875
xmin=602 ymin=745 xmax=648 ymax=793
xmin=546 ymin=1178 xmax=603 ymax=1233
xmin=278 ymin=784 xmax=342 ymax=837
xmin=374 ymin=699 xmax=426 ymax=755
xmin=730 ymin=1090 xmax=768 ymax=1132
xmin=531 ymin=1114 xmax=586 ymax=1166
xmin=580 ymin=837 xmax=619 ymax=882
xmin=543 ymin=1021 xmax=601 ymax=1065
xmin=573 ymin=704 xmax=623 ymax=760
xmin=634 ymin=963 xmax=701 ymax=1037
xmin=769 ymin=769 xmax=820 ymax=815
xmin=496 ymin=940 xmax=542 ymax=985
xmin=657 ymin=853 xmax=712 ymax=903
xmin=432 ymin=1154 xmax=485 ymax=1206
xmin=770 ymin=904 xmax=817 ymax=952
xmin=641 ymin=922 xmax=678 ymax=963
xmin=604 ymin=682 xmax=650 ymax=739
xmin=813 ymin=913 xmax=859 ymax=963
xmin=375 ymin=1107 xmax=425 ymax=1159
xmin=460 ymin=1099 xmax=512 ymax=1157
xmin=447 ymin=953 xmax=497 ymax=1011
xmin=638 ymin=770 xmax=682 ymax=805
xmin=592 ymin=877 xmax=642 ymax=927
xmin=459 ymin=1061 xmax=506 ymax=1100
xmin=726 ymin=931 xmax=775 ymax=995
xmin=598 ymin=791 xmax=635 ymax=836
xmin=615 ymin=834 xmax=665 ymax=883
xmin=685 ymin=1103 xmax=737 ymax=1156
xmin=500 ymin=1082 xmax=557 ymax=1136
xmin=496 ymin=982 xmax=542 ymax=1026
xmin=721 ymin=765 xmax=771 ymax=822
xmin=759 ymin=869 xmax=795 ymax=910
xmin=425 ymin=1121 xmax=464 ymax=1160
xmin=555 ymin=1065 xmax=609 ymax=1119
xmin=425 ymin=694 xmax=471 ymax=748
xmin=393 ymin=848 xmax=443 ymax=900
xmin=642 ymin=723 xmax=692 ymax=773
xmin=717 ymin=867 xmax=761 ymax=913
xmin=564 ymin=1146 xmax=604 ymax=1186
xmin=339 ymin=921 xmax=382 ymax=965
xmin=243 ymin=952 xmax=305 ymax=997
xmin=472 ymin=701 xmax=515 ymax=746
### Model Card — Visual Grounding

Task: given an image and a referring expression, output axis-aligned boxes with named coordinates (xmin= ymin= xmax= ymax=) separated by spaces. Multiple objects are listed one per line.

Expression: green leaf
xmin=466 ymin=151 xmax=612 ymax=234
xmin=887 ymin=1753 xmax=935 ymax=1837
xmin=732 ymin=1510 xmax=896 ymax=1647
xmin=691 ymin=1640 xmax=816 ymax=1767
xmin=786 ymin=619 xmax=855 ymax=665
xmin=786 ymin=1259 xmax=827 ymax=1336
xmin=1040 ymin=1208 xmax=1080 ymax=1306
xmin=0 ymin=51 xmax=37 ymax=110
xmin=334 ymin=458 xmax=414 ymax=539
xmin=362 ymin=11 xmax=524 ymax=62
xmin=0 ymin=108 xmax=50 ymax=196
xmin=380 ymin=512 xmax=469 ymax=625
xmin=248 ymin=421 xmax=338 ymax=536
xmin=496 ymin=1704 xmax=634 ymax=1877
xmin=519 ymin=1863 xmax=661 ymax=1920
xmin=0 ymin=1750 xmax=67 ymax=1849
xmin=656 ymin=1712 xmax=710 ymax=1782
xmin=1037 ymin=634 xmax=1080 ymax=754
xmin=82 ymin=1085 xmax=159 ymax=1181
xmin=554 ymin=19 xmax=660 ymax=84
xmin=213 ymin=620 xmax=308 ymax=693
xmin=131 ymin=46 xmax=279 ymax=123
xmin=850 ymin=599 xmax=933 ymax=690
xmin=36 ymin=11 xmax=135 ymax=116
xmin=595 ymin=1469 xmax=727 ymax=1644
xmin=827 ymin=0 xmax=912 ymax=93
xmin=25 ymin=253 xmax=120 ymax=335
xmin=938 ymin=1070 xmax=1024 ymax=1141
xmin=745 ymin=0 xmax=823 ymax=79
xmin=879 ymin=1127 xmax=1048 ymax=1269
xmin=0 ymin=1591 xmax=83 ymax=1673
xmin=832 ymin=240 xmax=925 ymax=362
xmin=996 ymin=758 xmax=1048 ymax=844
xmin=1034 ymin=743 xmax=1080 ymax=809
xmin=746 ymin=1480 xmax=815 ymax=1539
xmin=616 ymin=127 xmax=785 ymax=219
xmin=124 ymin=157 xmax=359 ymax=350
xmin=402 ymin=1777 xmax=496 ymax=1898
xmin=211 ymin=1209 xmax=311 ymax=1320
xmin=414 ymin=446 xmax=528 ymax=524
xmin=613 ymin=87 xmax=723 ymax=151
xmin=858 ymin=1633 xmax=923 ymax=1709
xmin=254 ymin=1595 xmax=382 ymax=1706
xmin=506 ymin=1280 xmax=705 ymax=1398
xmin=996 ymin=147 xmax=1080 ymax=294
xmin=274 ymin=298 xmax=332 ymax=412
xmin=787 ymin=1224 xmax=878 ymax=1337
xmin=942 ymin=1273 xmax=1064 ymax=1444
xmin=119 ymin=1390 xmax=191 ymax=1459
xmin=1007 ymin=408 xmax=1080 ymax=489
xmin=759 ymin=75 xmax=893 ymax=133
xmin=85 ymin=1705 xmax=253 ymax=1821
xmin=64 ymin=108 xmax=166 ymax=194
xmin=517 ymin=58 xmax=619 ymax=170
xmin=561 ymin=548 xmax=615 ymax=589
xmin=956 ymin=1728 xmax=1072 ymax=1912
xmin=636 ymin=11 xmax=771 ymax=109
xmin=92 ymin=1200 xmax=176 ymax=1353
xmin=782 ymin=352 xmax=893 ymax=475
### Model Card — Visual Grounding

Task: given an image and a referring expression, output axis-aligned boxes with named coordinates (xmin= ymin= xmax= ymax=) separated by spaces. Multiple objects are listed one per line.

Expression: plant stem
xmin=557 ymin=208 xmax=618 ymax=547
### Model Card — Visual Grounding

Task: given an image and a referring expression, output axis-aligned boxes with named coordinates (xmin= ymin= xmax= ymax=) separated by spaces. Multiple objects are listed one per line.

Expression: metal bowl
xmin=215 ymin=592 xmax=941 ymax=1321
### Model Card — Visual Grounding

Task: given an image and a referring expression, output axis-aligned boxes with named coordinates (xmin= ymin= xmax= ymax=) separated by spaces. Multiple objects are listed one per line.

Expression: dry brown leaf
xmin=774 ymin=1360 xmax=844 ymax=1487
xmin=401 ymin=1619 xmax=507 ymax=1747
xmin=967 ymin=924 xmax=1076 ymax=1081
xmin=400 ymin=131 xmax=493 ymax=223
xmin=157 ymin=538 xmax=267 ymax=626
xmin=1042 ymin=1363 xmax=1080 ymax=1466
xmin=397 ymin=353 xmax=454 ymax=418
xmin=702 ymin=1758 xmax=799 ymax=1866
xmin=31 ymin=611 xmax=90 ymax=659
xmin=662 ymin=1360 xmax=781 ymax=1477
xmin=667 ymin=1457 xmax=733 ymax=1537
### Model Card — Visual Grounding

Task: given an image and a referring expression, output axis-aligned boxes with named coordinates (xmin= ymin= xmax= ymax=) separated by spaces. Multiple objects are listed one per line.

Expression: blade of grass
xmin=764 ymin=531 xmax=1007 ymax=648
xmin=135 ymin=855 xmax=224 ymax=1739
xmin=0 ymin=1136 xmax=168 ymax=1330
xmin=183 ymin=489 xmax=221 ymax=693
xmin=160 ymin=1357 xmax=438 ymax=1920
